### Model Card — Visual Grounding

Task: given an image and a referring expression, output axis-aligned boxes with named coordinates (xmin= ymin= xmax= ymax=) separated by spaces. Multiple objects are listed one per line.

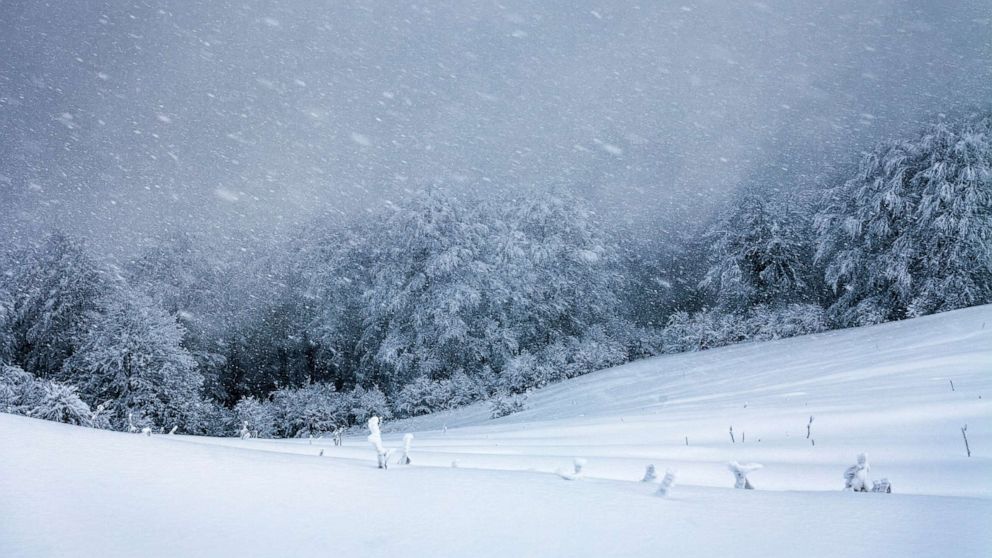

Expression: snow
xmin=3 ymin=305 xmax=992 ymax=557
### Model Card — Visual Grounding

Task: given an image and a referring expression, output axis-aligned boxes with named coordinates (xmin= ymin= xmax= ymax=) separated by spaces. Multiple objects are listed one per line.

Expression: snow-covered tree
xmin=816 ymin=113 xmax=992 ymax=325
xmin=701 ymin=193 xmax=815 ymax=312
xmin=7 ymin=233 xmax=109 ymax=377
xmin=62 ymin=291 xmax=205 ymax=431
xmin=357 ymin=189 xmax=495 ymax=390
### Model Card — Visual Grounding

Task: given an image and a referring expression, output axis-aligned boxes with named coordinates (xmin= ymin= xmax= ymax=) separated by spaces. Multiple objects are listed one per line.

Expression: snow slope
xmin=3 ymin=305 xmax=992 ymax=557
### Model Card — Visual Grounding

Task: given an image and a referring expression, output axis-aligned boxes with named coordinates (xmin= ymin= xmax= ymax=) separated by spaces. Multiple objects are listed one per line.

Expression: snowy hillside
xmin=3 ymin=305 xmax=992 ymax=557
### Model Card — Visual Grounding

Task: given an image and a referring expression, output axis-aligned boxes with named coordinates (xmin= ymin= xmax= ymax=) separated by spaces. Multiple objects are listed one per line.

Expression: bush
xmin=233 ymin=396 xmax=277 ymax=438
xmin=746 ymin=304 xmax=828 ymax=341
xmin=661 ymin=310 xmax=747 ymax=353
xmin=2 ymin=365 xmax=96 ymax=427
xmin=489 ymin=391 xmax=527 ymax=419
xmin=393 ymin=376 xmax=453 ymax=417
xmin=349 ymin=385 xmax=392 ymax=425
xmin=661 ymin=304 xmax=830 ymax=354
xmin=26 ymin=381 xmax=94 ymax=427
xmin=272 ymin=383 xmax=348 ymax=438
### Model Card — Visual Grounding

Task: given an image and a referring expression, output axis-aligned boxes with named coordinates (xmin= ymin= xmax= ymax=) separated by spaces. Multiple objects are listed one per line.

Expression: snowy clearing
xmin=3 ymin=305 xmax=992 ymax=557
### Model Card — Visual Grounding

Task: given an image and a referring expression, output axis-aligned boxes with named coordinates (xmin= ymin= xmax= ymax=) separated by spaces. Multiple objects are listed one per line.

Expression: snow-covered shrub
xmin=0 ymin=364 xmax=96 ymax=427
xmin=844 ymin=453 xmax=871 ymax=492
xmin=557 ymin=457 xmax=587 ymax=480
xmin=657 ymin=469 xmax=677 ymax=497
xmin=26 ymin=380 xmax=94 ymax=427
xmin=489 ymin=390 xmax=527 ymax=419
xmin=446 ymin=370 xmax=487 ymax=408
xmin=272 ymin=383 xmax=348 ymax=438
xmin=661 ymin=310 xmax=747 ymax=353
xmin=393 ymin=376 xmax=454 ymax=417
xmin=499 ymin=353 xmax=554 ymax=394
xmin=746 ymin=304 xmax=828 ymax=341
xmin=233 ymin=396 xmax=277 ymax=438
xmin=563 ymin=325 xmax=629 ymax=379
xmin=641 ymin=465 xmax=658 ymax=482
xmin=728 ymin=461 xmax=763 ymax=489
xmin=349 ymin=385 xmax=392 ymax=424
xmin=661 ymin=303 xmax=829 ymax=355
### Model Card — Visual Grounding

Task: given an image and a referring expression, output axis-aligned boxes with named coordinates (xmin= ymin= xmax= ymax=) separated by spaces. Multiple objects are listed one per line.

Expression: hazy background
xmin=2 ymin=0 xmax=990 ymax=257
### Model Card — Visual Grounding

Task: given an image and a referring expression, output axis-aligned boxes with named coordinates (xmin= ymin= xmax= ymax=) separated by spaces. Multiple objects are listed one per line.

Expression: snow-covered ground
xmin=3 ymin=305 xmax=991 ymax=557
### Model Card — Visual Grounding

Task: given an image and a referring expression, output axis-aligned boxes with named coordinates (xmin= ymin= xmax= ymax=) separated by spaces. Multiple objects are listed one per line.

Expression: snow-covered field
xmin=3 ymin=305 xmax=991 ymax=557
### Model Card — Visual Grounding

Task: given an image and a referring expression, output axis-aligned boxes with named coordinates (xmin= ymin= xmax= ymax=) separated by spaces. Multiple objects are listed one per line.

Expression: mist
xmin=2 ymin=0 xmax=989 ymax=256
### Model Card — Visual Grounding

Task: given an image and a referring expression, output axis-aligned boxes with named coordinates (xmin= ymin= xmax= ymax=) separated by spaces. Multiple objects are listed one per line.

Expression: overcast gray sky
xmin=2 ymin=0 xmax=990 ymax=256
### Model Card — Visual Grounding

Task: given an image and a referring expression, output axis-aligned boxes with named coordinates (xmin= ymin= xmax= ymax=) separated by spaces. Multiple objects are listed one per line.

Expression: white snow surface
xmin=3 ymin=305 xmax=992 ymax=557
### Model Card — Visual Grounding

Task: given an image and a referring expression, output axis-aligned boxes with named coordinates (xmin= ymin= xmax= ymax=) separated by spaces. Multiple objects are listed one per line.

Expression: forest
xmin=2 ymin=111 xmax=990 ymax=437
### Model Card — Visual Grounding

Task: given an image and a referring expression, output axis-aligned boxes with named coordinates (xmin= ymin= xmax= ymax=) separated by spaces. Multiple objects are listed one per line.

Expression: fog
xmin=2 ymin=0 xmax=990 ymax=256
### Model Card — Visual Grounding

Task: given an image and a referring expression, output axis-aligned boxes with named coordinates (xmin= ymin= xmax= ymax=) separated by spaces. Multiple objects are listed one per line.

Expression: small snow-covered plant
xmin=401 ymin=433 xmax=414 ymax=465
xmin=489 ymin=391 xmax=526 ymax=419
xmin=367 ymin=416 xmax=389 ymax=469
xmin=843 ymin=453 xmax=870 ymax=492
xmin=557 ymin=457 xmax=587 ymax=480
xmin=728 ymin=461 xmax=763 ymax=489
xmin=239 ymin=421 xmax=252 ymax=440
xmin=657 ymin=469 xmax=677 ymax=497
xmin=641 ymin=464 xmax=658 ymax=482
xmin=871 ymin=479 xmax=892 ymax=493
xmin=141 ymin=426 xmax=152 ymax=436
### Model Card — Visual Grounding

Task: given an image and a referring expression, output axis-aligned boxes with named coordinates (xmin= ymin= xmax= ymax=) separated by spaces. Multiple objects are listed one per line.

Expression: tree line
xmin=1 ymin=112 xmax=989 ymax=436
